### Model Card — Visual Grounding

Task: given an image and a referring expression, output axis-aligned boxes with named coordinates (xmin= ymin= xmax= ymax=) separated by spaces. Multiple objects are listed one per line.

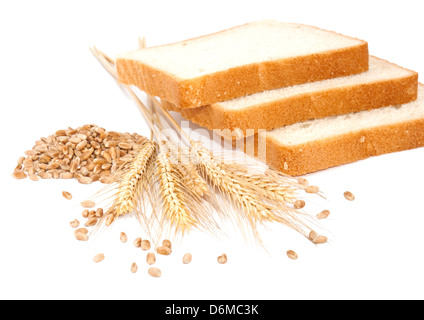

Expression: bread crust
xmin=116 ymin=27 xmax=369 ymax=109
xmin=241 ymin=117 xmax=424 ymax=176
xmin=173 ymin=63 xmax=417 ymax=138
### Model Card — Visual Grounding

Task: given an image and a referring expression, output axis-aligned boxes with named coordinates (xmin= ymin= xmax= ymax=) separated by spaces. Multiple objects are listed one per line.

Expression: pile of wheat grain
xmin=12 ymin=124 xmax=147 ymax=184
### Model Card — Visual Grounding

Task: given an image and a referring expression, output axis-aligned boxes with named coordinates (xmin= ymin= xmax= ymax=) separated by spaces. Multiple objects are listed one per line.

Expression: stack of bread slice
xmin=116 ymin=20 xmax=422 ymax=176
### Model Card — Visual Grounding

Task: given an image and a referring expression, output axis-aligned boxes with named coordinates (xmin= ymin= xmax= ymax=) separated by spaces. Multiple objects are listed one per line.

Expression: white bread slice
xmin=116 ymin=20 xmax=368 ymax=109
xmin=170 ymin=56 xmax=417 ymax=139
xmin=241 ymin=84 xmax=424 ymax=176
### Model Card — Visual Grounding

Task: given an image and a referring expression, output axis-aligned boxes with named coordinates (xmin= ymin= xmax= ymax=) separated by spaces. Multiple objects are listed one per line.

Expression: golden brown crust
xmin=117 ymin=43 xmax=369 ymax=109
xmin=242 ymin=118 xmax=424 ymax=176
xmin=173 ymin=70 xmax=418 ymax=137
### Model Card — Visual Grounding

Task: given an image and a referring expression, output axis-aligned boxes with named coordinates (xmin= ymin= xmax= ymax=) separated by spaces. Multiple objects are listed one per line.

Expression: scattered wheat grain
xmin=162 ymin=239 xmax=172 ymax=249
xmin=287 ymin=250 xmax=298 ymax=260
xmin=74 ymin=228 xmax=89 ymax=241
xmin=182 ymin=253 xmax=192 ymax=264
xmin=148 ymin=267 xmax=161 ymax=278
xmin=157 ymin=246 xmax=172 ymax=255
xmin=217 ymin=254 xmax=228 ymax=264
xmin=131 ymin=262 xmax=138 ymax=273
xmin=146 ymin=252 xmax=156 ymax=265
xmin=313 ymin=235 xmax=328 ymax=244
xmin=81 ymin=209 xmax=89 ymax=218
xmin=294 ymin=199 xmax=305 ymax=209
xmin=305 ymin=185 xmax=320 ymax=194
xmin=344 ymin=191 xmax=355 ymax=201
xmin=308 ymin=230 xmax=328 ymax=244
xmin=120 ymin=232 xmax=128 ymax=243
xmin=85 ymin=217 xmax=98 ymax=227
xmin=141 ymin=240 xmax=151 ymax=251
xmin=317 ymin=210 xmax=330 ymax=220
xmin=93 ymin=253 xmax=105 ymax=263
xmin=81 ymin=200 xmax=95 ymax=208
xmin=62 ymin=191 xmax=72 ymax=200
xmin=69 ymin=219 xmax=80 ymax=228
xmin=133 ymin=238 xmax=142 ymax=248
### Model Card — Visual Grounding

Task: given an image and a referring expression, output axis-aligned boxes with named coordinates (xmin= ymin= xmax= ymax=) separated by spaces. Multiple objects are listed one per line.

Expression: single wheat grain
xmin=162 ymin=239 xmax=172 ymax=249
xmin=148 ymin=267 xmax=161 ymax=278
xmin=287 ymin=250 xmax=298 ymax=260
xmin=69 ymin=219 xmax=80 ymax=228
xmin=146 ymin=252 xmax=156 ymax=265
xmin=157 ymin=246 xmax=172 ymax=256
xmin=344 ymin=191 xmax=355 ymax=201
xmin=217 ymin=254 xmax=228 ymax=264
xmin=74 ymin=228 xmax=89 ymax=241
xmin=141 ymin=240 xmax=151 ymax=251
xmin=120 ymin=232 xmax=128 ymax=243
xmin=81 ymin=200 xmax=95 ymax=208
xmin=85 ymin=217 xmax=98 ymax=227
xmin=305 ymin=185 xmax=320 ymax=194
xmin=317 ymin=210 xmax=330 ymax=220
xmin=133 ymin=237 xmax=142 ymax=248
xmin=294 ymin=200 xmax=305 ymax=209
xmin=93 ymin=253 xmax=105 ymax=263
xmin=62 ymin=191 xmax=72 ymax=200
xmin=182 ymin=253 xmax=192 ymax=264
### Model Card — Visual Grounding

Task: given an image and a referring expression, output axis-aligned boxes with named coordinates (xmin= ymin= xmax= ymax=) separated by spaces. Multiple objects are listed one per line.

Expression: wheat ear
xmin=190 ymin=142 xmax=276 ymax=240
xmin=155 ymin=143 xmax=198 ymax=235
xmin=104 ymin=140 xmax=157 ymax=226
xmin=222 ymin=165 xmax=299 ymax=206
xmin=191 ymin=142 xmax=315 ymax=240
xmin=164 ymin=141 xmax=208 ymax=198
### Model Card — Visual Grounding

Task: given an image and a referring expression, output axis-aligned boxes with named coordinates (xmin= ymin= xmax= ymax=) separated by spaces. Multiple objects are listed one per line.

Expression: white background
xmin=1 ymin=0 xmax=424 ymax=301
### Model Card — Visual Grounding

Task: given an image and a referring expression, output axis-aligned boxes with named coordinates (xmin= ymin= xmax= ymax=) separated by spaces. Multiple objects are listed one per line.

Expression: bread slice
xmin=116 ymin=20 xmax=368 ymax=109
xmin=240 ymin=84 xmax=424 ymax=176
xmin=170 ymin=56 xmax=417 ymax=139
